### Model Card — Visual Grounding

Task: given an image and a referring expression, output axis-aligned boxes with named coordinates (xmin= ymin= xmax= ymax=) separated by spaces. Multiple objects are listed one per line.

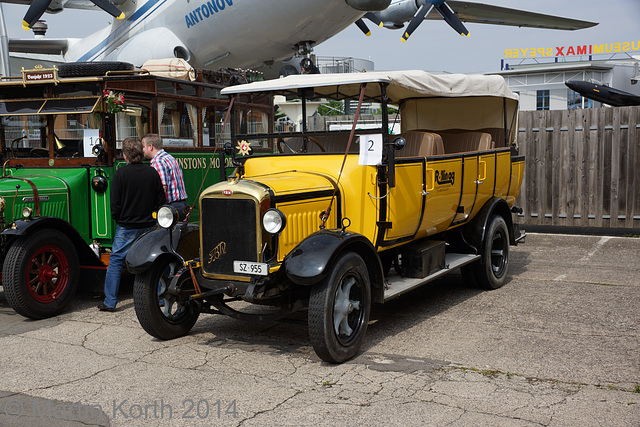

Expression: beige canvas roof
xmin=221 ymin=70 xmax=518 ymax=105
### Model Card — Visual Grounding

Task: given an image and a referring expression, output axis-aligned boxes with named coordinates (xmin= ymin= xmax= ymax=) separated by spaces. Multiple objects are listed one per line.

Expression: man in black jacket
xmin=98 ymin=138 xmax=165 ymax=311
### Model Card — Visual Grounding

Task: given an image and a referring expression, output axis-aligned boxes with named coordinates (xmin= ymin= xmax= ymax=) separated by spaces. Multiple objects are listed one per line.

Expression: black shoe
xmin=97 ymin=303 xmax=116 ymax=312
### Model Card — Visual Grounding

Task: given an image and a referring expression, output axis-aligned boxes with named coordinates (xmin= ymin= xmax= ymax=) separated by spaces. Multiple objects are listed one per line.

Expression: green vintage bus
xmin=0 ymin=62 xmax=270 ymax=319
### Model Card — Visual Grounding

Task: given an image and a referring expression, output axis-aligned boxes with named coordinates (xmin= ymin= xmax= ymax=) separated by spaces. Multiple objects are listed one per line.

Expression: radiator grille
xmin=201 ymin=197 xmax=258 ymax=276
xmin=14 ymin=201 xmax=68 ymax=221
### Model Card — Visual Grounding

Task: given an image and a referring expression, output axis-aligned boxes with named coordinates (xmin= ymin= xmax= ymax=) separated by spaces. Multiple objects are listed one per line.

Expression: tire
xmin=2 ymin=230 xmax=79 ymax=319
xmin=58 ymin=61 xmax=134 ymax=78
xmin=470 ymin=215 xmax=510 ymax=290
xmin=308 ymin=252 xmax=371 ymax=363
xmin=133 ymin=259 xmax=199 ymax=340
xmin=278 ymin=64 xmax=299 ymax=77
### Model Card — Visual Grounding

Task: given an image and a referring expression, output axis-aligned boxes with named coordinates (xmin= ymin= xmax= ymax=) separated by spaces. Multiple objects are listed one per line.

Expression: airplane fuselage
xmin=64 ymin=0 xmax=365 ymax=70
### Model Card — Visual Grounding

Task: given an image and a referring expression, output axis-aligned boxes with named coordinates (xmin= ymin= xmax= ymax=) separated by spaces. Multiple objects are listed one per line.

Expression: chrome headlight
xmin=262 ymin=208 xmax=286 ymax=234
xmin=157 ymin=205 xmax=179 ymax=229
xmin=22 ymin=206 xmax=33 ymax=219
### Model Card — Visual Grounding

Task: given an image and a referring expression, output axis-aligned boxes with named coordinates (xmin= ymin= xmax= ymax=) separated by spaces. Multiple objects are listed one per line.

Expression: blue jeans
xmin=103 ymin=225 xmax=149 ymax=308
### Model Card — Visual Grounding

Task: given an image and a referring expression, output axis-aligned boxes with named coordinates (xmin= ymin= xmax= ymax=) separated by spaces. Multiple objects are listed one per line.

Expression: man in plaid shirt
xmin=142 ymin=134 xmax=189 ymax=220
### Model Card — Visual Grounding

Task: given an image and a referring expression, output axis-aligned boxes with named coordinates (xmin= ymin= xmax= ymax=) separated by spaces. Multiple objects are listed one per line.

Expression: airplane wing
xmin=9 ymin=38 xmax=70 ymax=55
xmin=441 ymin=1 xmax=597 ymax=31
xmin=358 ymin=1 xmax=597 ymax=41
xmin=0 ymin=0 xmax=126 ymax=10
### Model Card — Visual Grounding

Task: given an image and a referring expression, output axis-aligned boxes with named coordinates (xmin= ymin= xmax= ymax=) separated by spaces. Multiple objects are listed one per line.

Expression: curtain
xmin=186 ymin=103 xmax=198 ymax=140
xmin=171 ymin=111 xmax=180 ymax=137
xmin=87 ymin=112 xmax=99 ymax=130
xmin=136 ymin=116 xmax=145 ymax=138
xmin=157 ymin=101 xmax=165 ymax=135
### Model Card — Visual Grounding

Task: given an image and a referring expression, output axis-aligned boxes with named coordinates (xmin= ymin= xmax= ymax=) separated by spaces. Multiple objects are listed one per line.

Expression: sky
xmin=0 ymin=0 xmax=638 ymax=74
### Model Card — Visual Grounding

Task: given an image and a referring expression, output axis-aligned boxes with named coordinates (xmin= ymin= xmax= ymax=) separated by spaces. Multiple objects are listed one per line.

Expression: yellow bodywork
xmin=201 ymin=147 xmax=524 ymax=268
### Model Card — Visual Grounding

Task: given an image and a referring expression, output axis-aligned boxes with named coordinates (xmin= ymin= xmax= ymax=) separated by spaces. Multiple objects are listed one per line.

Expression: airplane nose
xmin=565 ymin=81 xmax=581 ymax=92
xmin=346 ymin=0 xmax=391 ymax=12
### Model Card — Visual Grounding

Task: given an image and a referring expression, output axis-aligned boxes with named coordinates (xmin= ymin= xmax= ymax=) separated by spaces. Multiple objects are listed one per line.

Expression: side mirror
xmin=223 ymin=142 xmax=234 ymax=156
xmin=392 ymin=136 xmax=406 ymax=151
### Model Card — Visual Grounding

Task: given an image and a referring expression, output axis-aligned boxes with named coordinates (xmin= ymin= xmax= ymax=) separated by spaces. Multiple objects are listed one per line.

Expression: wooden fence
xmin=516 ymin=106 xmax=640 ymax=231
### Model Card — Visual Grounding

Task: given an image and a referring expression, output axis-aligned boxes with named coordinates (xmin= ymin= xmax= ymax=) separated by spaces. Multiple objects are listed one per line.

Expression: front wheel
xmin=308 ymin=252 xmax=371 ymax=363
xmin=133 ymin=259 xmax=199 ymax=340
xmin=2 ymin=230 xmax=79 ymax=319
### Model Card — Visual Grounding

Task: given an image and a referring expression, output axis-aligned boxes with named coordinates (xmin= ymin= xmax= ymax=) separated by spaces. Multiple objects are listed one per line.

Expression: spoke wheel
xmin=133 ymin=259 xmax=200 ymax=340
xmin=3 ymin=230 xmax=78 ymax=319
xmin=308 ymin=252 xmax=371 ymax=363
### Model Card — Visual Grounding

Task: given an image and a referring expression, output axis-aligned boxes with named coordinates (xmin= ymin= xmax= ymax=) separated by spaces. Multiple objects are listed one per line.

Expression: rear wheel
xmin=464 ymin=215 xmax=510 ymax=290
xmin=133 ymin=259 xmax=199 ymax=340
xmin=3 ymin=230 xmax=79 ymax=319
xmin=308 ymin=252 xmax=371 ymax=363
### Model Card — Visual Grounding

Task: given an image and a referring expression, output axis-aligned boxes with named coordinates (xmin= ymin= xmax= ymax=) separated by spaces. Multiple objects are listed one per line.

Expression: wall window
xmin=536 ymin=90 xmax=550 ymax=110
xmin=567 ymin=89 xmax=582 ymax=110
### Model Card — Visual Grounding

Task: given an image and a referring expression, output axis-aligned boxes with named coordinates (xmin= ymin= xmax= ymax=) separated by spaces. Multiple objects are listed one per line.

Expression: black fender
xmin=463 ymin=197 xmax=516 ymax=256
xmin=126 ymin=223 xmax=199 ymax=274
xmin=283 ymin=229 xmax=385 ymax=300
xmin=1 ymin=216 xmax=103 ymax=267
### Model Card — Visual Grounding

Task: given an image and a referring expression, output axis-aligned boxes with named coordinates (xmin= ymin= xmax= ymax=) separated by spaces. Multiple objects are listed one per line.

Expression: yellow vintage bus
xmin=129 ymin=70 xmax=525 ymax=363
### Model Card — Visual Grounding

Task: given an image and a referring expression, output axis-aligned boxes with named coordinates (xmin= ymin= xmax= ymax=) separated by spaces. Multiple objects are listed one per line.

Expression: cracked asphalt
xmin=0 ymin=233 xmax=638 ymax=426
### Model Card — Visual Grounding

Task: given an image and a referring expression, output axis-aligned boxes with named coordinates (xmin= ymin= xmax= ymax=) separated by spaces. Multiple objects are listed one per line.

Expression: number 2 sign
xmin=358 ymin=133 xmax=382 ymax=166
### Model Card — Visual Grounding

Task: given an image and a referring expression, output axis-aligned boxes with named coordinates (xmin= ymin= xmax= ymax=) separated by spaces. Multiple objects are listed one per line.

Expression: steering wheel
xmin=9 ymin=135 xmax=27 ymax=157
xmin=29 ymin=147 xmax=50 ymax=158
xmin=277 ymin=136 xmax=325 ymax=153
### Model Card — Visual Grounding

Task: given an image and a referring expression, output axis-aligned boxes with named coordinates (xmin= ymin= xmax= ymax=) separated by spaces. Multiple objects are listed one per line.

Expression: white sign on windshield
xmin=358 ymin=133 xmax=382 ymax=166
xmin=83 ymin=129 xmax=100 ymax=157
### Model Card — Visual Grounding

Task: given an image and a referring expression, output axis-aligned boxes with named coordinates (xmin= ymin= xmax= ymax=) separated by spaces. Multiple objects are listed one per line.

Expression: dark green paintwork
xmin=0 ymin=153 xmax=233 ymax=248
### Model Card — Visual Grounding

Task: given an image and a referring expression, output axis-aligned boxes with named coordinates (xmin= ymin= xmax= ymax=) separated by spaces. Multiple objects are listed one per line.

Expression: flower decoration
xmin=103 ymin=90 xmax=125 ymax=113
xmin=236 ymin=140 xmax=252 ymax=156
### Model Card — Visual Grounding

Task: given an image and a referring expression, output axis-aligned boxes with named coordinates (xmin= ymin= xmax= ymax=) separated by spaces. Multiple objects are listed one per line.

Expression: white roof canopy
xmin=221 ymin=70 xmax=519 ymax=105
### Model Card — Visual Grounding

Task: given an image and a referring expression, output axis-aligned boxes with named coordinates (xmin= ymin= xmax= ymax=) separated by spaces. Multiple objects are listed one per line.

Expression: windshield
xmin=1 ymin=103 xmax=151 ymax=159
xmin=231 ymin=93 xmax=398 ymax=155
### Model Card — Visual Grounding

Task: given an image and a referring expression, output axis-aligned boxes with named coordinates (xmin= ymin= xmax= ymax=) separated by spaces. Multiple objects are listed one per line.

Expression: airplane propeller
xmin=22 ymin=0 xmax=125 ymax=31
xmin=402 ymin=0 xmax=469 ymax=42
xmin=354 ymin=12 xmax=384 ymax=36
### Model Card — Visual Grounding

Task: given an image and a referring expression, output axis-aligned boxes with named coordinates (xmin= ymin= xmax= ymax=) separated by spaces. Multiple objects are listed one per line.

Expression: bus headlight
xmin=157 ymin=205 xmax=179 ymax=229
xmin=22 ymin=206 xmax=33 ymax=219
xmin=262 ymin=209 xmax=286 ymax=234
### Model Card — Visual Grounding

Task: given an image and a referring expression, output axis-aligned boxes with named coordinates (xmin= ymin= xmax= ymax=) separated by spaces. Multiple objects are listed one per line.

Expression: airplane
xmin=566 ymin=80 xmax=640 ymax=107
xmin=0 ymin=0 xmax=597 ymax=77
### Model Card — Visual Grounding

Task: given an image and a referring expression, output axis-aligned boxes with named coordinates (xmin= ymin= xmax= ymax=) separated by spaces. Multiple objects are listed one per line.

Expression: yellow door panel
xmin=385 ymin=162 xmax=424 ymax=240
xmin=476 ymin=153 xmax=497 ymax=213
xmin=423 ymin=158 xmax=462 ymax=235
xmin=494 ymin=151 xmax=511 ymax=198
xmin=454 ymin=155 xmax=479 ymax=224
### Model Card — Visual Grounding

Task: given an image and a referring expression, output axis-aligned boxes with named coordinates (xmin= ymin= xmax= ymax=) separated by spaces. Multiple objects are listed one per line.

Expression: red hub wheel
xmin=26 ymin=245 xmax=70 ymax=303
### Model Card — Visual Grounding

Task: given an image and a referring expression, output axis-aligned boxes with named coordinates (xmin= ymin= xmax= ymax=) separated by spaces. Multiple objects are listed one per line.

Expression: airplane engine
xmin=105 ymin=28 xmax=191 ymax=66
xmin=372 ymin=0 xmax=418 ymax=29
xmin=346 ymin=0 xmax=391 ymax=12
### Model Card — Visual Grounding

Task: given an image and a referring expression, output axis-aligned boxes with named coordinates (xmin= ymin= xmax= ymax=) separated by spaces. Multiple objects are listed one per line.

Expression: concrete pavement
xmin=0 ymin=233 xmax=638 ymax=426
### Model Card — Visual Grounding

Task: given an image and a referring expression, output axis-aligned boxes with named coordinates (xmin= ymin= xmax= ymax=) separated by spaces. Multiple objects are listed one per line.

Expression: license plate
xmin=233 ymin=260 xmax=268 ymax=276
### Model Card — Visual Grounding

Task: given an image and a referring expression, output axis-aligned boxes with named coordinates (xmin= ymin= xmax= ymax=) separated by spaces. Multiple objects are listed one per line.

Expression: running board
xmin=383 ymin=253 xmax=480 ymax=302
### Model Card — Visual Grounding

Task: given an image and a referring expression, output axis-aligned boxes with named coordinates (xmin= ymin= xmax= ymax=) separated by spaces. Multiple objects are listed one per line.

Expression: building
xmin=490 ymin=40 xmax=640 ymax=111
